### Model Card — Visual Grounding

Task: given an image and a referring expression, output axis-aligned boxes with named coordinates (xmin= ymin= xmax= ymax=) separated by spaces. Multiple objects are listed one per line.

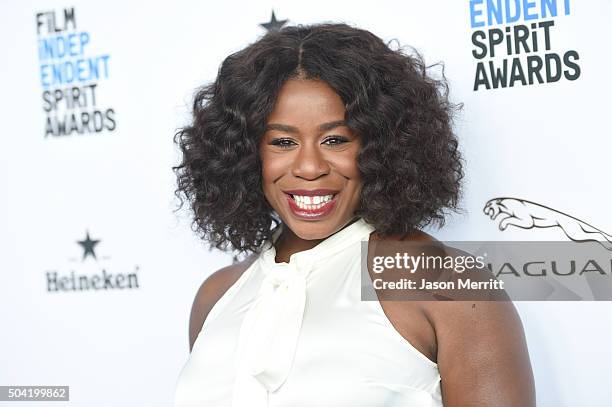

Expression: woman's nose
xmin=291 ymin=144 xmax=330 ymax=180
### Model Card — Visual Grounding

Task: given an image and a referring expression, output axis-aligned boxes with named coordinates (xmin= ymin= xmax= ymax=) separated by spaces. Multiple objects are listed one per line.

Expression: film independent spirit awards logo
xmin=46 ymin=230 xmax=141 ymax=293
xmin=36 ymin=7 xmax=116 ymax=138
xmin=469 ymin=0 xmax=581 ymax=91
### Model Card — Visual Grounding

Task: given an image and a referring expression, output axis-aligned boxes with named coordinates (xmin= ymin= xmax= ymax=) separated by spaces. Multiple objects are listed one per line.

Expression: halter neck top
xmin=174 ymin=217 xmax=443 ymax=407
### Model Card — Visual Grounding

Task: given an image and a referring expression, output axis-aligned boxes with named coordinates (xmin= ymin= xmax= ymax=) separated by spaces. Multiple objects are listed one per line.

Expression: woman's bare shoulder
xmin=368 ymin=228 xmax=441 ymax=363
xmin=188 ymin=253 xmax=258 ymax=351
xmin=385 ymin=230 xmax=534 ymax=405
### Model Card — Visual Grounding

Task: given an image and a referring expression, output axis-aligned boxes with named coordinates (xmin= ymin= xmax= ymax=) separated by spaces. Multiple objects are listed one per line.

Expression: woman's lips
xmin=284 ymin=192 xmax=339 ymax=220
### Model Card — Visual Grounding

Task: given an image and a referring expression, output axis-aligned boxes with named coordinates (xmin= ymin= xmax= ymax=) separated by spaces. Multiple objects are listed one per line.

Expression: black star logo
xmin=260 ymin=10 xmax=288 ymax=32
xmin=77 ymin=230 xmax=100 ymax=261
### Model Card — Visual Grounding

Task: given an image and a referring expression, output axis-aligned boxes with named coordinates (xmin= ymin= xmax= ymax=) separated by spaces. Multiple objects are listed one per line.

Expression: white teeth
xmin=290 ymin=194 xmax=335 ymax=210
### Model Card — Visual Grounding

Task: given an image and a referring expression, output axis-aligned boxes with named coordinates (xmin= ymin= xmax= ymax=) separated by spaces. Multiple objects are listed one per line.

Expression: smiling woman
xmin=172 ymin=23 xmax=535 ymax=407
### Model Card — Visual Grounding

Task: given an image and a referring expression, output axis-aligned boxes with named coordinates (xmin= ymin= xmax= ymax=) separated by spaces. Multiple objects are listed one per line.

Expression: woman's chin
xmin=282 ymin=218 xmax=337 ymax=240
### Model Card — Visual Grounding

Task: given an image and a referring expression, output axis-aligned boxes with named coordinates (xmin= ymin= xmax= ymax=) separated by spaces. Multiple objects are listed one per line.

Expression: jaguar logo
xmin=484 ymin=197 xmax=612 ymax=251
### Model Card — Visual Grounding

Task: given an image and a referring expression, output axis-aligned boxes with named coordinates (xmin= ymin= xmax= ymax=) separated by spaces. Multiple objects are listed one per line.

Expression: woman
xmin=173 ymin=23 xmax=535 ymax=406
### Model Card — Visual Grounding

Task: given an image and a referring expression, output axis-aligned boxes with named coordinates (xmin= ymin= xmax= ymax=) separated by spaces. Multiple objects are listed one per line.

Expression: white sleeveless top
xmin=174 ymin=217 xmax=443 ymax=407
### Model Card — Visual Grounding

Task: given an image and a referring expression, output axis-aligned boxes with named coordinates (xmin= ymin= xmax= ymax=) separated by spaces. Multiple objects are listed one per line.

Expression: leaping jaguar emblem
xmin=484 ymin=197 xmax=612 ymax=251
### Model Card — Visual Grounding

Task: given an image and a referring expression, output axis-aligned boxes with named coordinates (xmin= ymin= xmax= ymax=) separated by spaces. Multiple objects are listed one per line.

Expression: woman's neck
xmin=273 ymin=217 xmax=360 ymax=263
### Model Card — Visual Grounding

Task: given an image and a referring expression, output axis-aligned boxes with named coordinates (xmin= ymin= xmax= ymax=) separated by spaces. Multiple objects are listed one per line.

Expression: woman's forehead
xmin=267 ymin=79 xmax=346 ymax=128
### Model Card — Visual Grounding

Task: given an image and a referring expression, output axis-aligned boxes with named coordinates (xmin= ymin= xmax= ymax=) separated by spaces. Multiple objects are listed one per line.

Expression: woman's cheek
xmin=261 ymin=152 xmax=291 ymax=182
xmin=335 ymin=150 xmax=361 ymax=179
xmin=260 ymin=151 xmax=291 ymax=210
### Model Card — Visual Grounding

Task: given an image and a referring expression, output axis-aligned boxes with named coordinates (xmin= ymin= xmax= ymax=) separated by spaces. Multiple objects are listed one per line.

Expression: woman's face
xmin=260 ymin=79 xmax=362 ymax=241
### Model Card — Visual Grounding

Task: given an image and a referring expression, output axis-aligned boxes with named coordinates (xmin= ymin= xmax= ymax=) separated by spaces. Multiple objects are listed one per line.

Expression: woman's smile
xmin=283 ymin=189 xmax=340 ymax=220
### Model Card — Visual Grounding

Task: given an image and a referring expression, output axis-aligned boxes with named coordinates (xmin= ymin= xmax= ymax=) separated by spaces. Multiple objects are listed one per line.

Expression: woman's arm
xmin=188 ymin=257 xmax=256 ymax=351
xmin=429 ymin=300 xmax=536 ymax=406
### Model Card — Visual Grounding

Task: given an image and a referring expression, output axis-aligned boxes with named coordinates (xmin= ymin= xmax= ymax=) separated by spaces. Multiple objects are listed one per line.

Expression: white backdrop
xmin=1 ymin=0 xmax=610 ymax=406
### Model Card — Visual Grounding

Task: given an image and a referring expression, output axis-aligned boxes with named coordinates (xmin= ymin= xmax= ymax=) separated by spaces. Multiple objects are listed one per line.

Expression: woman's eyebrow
xmin=265 ymin=120 xmax=348 ymax=133
xmin=265 ymin=123 xmax=298 ymax=133
xmin=318 ymin=120 xmax=347 ymax=132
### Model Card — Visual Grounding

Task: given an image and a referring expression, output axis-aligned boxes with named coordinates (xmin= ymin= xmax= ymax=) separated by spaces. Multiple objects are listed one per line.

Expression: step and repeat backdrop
xmin=1 ymin=0 xmax=610 ymax=406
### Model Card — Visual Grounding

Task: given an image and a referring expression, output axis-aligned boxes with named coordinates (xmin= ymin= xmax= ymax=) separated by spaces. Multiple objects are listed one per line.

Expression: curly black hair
xmin=173 ymin=23 xmax=463 ymax=254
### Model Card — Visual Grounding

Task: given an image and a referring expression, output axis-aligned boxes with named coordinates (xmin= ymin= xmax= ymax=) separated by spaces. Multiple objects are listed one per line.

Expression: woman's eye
xmin=270 ymin=138 xmax=296 ymax=148
xmin=323 ymin=136 xmax=349 ymax=146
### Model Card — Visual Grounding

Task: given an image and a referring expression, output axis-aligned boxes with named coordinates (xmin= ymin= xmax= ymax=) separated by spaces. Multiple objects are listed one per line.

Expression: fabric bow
xmin=231 ymin=261 xmax=308 ymax=407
